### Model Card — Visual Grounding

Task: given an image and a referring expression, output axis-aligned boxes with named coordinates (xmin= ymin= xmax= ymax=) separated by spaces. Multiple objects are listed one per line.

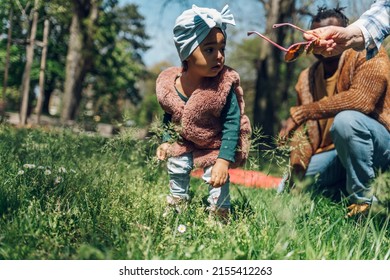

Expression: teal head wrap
xmin=173 ymin=4 xmax=236 ymax=61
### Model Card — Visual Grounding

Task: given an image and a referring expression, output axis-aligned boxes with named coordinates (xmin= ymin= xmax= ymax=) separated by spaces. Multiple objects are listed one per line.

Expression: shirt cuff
xmin=218 ymin=142 xmax=236 ymax=163
xmin=351 ymin=20 xmax=379 ymax=59
xmin=162 ymin=132 xmax=171 ymax=143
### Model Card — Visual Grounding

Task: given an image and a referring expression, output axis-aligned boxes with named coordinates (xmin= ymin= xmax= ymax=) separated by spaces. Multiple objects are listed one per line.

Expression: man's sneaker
xmin=346 ymin=203 xmax=370 ymax=218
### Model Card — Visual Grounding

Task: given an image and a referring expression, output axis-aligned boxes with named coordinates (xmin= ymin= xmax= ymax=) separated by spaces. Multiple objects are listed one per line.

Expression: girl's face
xmin=186 ymin=28 xmax=226 ymax=78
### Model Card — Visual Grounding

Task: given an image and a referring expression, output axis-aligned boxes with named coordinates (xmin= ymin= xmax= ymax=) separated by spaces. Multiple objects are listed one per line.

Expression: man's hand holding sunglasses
xmin=302 ymin=25 xmax=365 ymax=57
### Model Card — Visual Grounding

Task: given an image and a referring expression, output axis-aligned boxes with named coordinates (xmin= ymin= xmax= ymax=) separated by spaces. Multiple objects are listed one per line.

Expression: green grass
xmin=0 ymin=125 xmax=389 ymax=260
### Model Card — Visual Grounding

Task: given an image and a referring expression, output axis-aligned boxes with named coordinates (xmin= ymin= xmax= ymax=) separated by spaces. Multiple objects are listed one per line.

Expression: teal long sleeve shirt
xmin=162 ymin=87 xmax=240 ymax=163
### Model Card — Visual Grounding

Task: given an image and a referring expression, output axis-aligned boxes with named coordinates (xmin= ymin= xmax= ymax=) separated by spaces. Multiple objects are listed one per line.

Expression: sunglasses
xmin=247 ymin=23 xmax=318 ymax=62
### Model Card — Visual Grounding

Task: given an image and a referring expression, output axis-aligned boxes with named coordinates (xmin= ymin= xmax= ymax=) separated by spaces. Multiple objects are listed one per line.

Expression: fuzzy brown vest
xmin=156 ymin=66 xmax=251 ymax=168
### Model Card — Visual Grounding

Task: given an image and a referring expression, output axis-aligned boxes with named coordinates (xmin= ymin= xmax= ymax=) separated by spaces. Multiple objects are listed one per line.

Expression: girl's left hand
xmin=210 ymin=158 xmax=230 ymax=188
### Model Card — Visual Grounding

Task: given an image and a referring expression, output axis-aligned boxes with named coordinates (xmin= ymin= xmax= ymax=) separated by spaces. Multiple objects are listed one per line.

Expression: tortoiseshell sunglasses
xmin=247 ymin=23 xmax=318 ymax=62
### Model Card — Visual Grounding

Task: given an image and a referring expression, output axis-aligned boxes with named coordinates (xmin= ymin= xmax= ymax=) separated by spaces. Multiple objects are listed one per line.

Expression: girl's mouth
xmin=211 ymin=64 xmax=222 ymax=71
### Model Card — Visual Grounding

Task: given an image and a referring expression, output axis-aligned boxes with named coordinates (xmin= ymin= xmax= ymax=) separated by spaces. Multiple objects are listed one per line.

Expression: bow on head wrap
xmin=173 ymin=4 xmax=235 ymax=61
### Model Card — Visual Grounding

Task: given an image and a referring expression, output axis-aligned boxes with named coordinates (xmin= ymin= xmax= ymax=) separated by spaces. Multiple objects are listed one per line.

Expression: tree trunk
xmin=35 ymin=19 xmax=50 ymax=124
xmin=254 ymin=0 xmax=295 ymax=143
xmin=2 ymin=7 xmax=13 ymax=112
xmin=61 ymin=0 xmax=99 ymax=123
xmin=61 ymin=12 xmax=84 ymax=123
xmin=20 ymin=0 xmax=39 ymax=125
xmin=42 ymin=84 xmax=54 ymax=115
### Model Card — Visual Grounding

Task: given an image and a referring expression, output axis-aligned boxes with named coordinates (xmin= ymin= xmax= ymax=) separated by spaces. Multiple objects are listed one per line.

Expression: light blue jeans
xmin=279 ymin=111 xmax=390 ymax=204
xmin=167 ymin=153 xmax=230 ymax=209
xmin=330 ymin=111 xmax=390 ymax=203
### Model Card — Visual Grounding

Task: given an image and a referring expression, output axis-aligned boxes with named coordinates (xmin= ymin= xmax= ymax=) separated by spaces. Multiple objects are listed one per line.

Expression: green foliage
xmin=0 ymin=125 xmax=389 ymax=260
xmin=0 ymin=0 xmax=148 ymax=122
xmin=128 ymin=62 xmax=171 ymax=127
xmin=88 ymin=3 xmax=150 ymax=123
xmin=0 ymin=0 xmax=70 ymax=113
xmin=372 ymin=171 xmax=390 ymax=214
xmin=0 ymin=86 xmax=20 ymax=111
xmin=133 ymin=91 xmax=164 ymax=127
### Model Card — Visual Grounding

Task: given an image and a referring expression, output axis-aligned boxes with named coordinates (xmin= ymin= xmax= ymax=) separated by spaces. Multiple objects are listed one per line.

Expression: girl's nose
xmin=217 ymin=50 xmax=224 ymax=60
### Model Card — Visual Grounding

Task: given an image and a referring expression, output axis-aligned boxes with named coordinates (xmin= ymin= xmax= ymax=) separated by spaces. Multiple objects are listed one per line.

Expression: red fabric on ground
xmin=191 ymin=168 xmax=281 ymax=189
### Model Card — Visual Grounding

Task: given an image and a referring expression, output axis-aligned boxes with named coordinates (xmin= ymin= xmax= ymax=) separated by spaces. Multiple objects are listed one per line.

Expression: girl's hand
xmin=210 ymin=158 xmax=230 ymax=188
xmin=156 ymin=143 xmax=170 ymax=160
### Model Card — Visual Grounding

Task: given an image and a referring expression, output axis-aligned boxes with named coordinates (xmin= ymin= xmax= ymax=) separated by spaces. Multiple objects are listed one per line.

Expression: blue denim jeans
xmin=278 ymin=111 xmax=390 ymax=204
xmin=277 ymin=149 xmax=345 ymax=194
xmin=330 ymin=111 xmax=390 ymax=204
xmin=167 ymin=153 xmax=230 ymax=208
xmin=305 ymin=149 xmax=346 ymax=189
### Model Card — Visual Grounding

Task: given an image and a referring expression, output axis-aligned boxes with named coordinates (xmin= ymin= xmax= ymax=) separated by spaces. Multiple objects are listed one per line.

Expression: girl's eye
xmin=203 ymin=46 xmax=225 ymax=54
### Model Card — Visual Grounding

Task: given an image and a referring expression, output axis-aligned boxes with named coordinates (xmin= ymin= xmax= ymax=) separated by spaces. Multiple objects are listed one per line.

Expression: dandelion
xmin=177 ymin=224 xmax=186 ymax=234
xmin=23 ymin=164 xmax=36 ymax=169
xmin=44 ymin=170 xmax=52 ymax=176
xmin=38 ymin=166 xmax=45 ymax=170
xmin=58 ymin=167 xmax=67 ymax=173
xmin=285 ymin=250 xmax=294 ymax=258
xmin=54 ymin=176 xmax=63 ymax=185
xmin=17 ymin=170 xmax=25 ymax=175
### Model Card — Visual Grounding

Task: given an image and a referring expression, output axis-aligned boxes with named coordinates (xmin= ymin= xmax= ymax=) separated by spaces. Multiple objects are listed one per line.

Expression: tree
xmin=251 ymin=0 xmax=299 ymax=143
xmin=0 ymin=0 xmax=35 ymax=113
xmin=61 ymin=0 xmax=101 ymax=123
xmin=40 ymin=1 xmax=72 ymax=116
xmin=88 ymin=3 xmax=149 ymax=123
xmin=35 ymin=18 xmax=49 ymax=124
xmin=20 ymin=0 xmax=39 ymax=125
xmin=0 ymin=0 xmax=70 ymax=119
xmin=61 ymin=0 xmax=149 ymax=124
xmin=1 ymin=7 xmax=13 ymax=111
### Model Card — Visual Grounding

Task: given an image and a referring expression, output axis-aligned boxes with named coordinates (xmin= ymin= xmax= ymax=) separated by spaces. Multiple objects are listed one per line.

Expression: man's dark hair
xmin=311 ymin=4 xmax=349 ymax=27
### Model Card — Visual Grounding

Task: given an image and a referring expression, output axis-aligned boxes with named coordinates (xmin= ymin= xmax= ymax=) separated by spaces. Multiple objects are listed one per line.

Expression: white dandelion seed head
xmin=38 ymin=166 xmax=45 ymax=170
xmin=177 ymin=224 xmax=186 ymax=233
xmin=58 ymin=167 xmax=67 ymax=173
xmin=54 ymin=176 xmax=63 ymax=184
xmin=23 ymin=164 xmax=36 ymax=169
xmin=18 ymin=170 xmax=25 ymax=175
xmin=44 ymin=170 xmax=52 ymax=176
xmin=285 ymin=251 xmax=294 ymax=258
